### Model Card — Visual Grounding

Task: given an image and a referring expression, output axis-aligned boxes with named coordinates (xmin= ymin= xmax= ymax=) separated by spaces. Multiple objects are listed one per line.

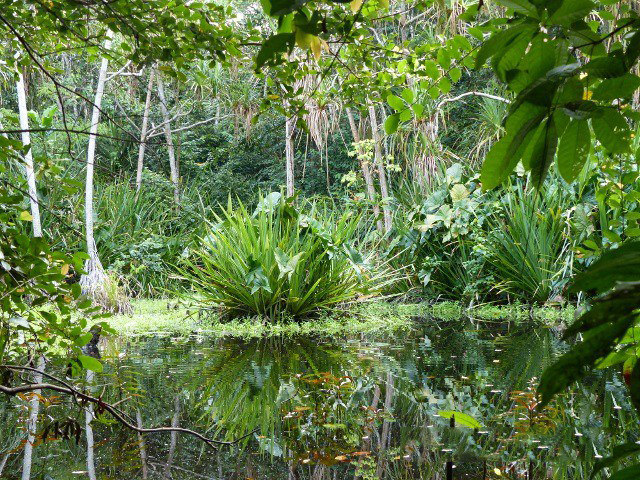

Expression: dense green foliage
xmin=2 ymin=0 xmax=640 ymax=477
xmin=180 ymin=193 xmax=388 ymax=318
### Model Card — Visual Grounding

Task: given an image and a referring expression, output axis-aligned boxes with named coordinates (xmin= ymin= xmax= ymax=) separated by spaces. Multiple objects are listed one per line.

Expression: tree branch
xmin=436 ymin=91 xmax=510 ymax=110
xmin=0 ymin=369 xmax=254 ymax=448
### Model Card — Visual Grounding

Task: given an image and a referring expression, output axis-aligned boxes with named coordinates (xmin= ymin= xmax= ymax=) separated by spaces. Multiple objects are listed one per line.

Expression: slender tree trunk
xmin=21 ymin=357 xmax=44 ymax=480
xmin=368 ymin=104 xmax=393 ymax=233
xmin=80 ymin=30 xmax=113 ymax=299
xmin=85 ymin=370 xmax=97 ymax=480
xmin=136 ymin=69 xmax=155 ymax=193
xmin=163 ymin=395 xmax=181 ymax=479
xmin=346 ymin=107 xmax=382 ymax=233
xmin=155 ymin=70 xmax=180 ymax=205
xmin=285 ymin=112 xmax=295 ymax=197
xmin=136 ymin=409 xmax=149 ymax=479
xmin=215 ymin=103 xmax=221 ymax=127
xmin=16 ymin=72 xmax=42 ymax=237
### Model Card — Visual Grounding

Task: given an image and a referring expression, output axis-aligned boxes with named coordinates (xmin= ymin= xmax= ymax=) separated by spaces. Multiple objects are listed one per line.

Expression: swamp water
xmin=2 ymin=316 xmax=637 ymax=479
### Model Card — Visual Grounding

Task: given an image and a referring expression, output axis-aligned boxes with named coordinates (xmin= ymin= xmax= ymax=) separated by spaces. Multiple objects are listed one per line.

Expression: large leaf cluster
xmin=478 ymin=0 xmax=640 ymax=189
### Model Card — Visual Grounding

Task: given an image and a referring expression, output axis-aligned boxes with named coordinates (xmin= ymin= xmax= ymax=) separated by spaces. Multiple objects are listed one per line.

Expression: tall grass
xmin=179 ymin=193 xmax=391 ymax=319
xmin=487 ymin=183 xmax=574 ymax=303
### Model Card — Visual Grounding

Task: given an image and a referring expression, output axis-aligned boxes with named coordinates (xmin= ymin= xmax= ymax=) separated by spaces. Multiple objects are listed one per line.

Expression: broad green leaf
xmin=384 ymin=113 xmax=400 ymax=134
xmin=401 ymin=88 xmax=414 ymax=103
xmin=449 ymin=67 xmax=462 ymax=83
xmin=592 ymin=109 xmax=631 ymax=155
xmin=494 ymin=0 xmax=538 ymax=17
xmin=20 ymin=210 xmax=32 ymax=221
xmin=582 ymin=54 xmax=627 ymax=79
xmin=450 ymin=184 xmax=469 ymax=202
xmin=255 ymin=33 xmax=295 ymax=71
xmin=592 ymin=74 xmax=640 ymax=101
xmin=548 ymin=0 xmax=595 ymax=26
xmin=607 ymin=465 xmax=640 ymax=480
xmin=437 ymin=410 xmax=482 ymax=429
xmin=387 ymin=94 xmax=404 ymax=111
xmin=78 ymin=354 xmax=103 ymax=373
xmin=437 ymin=48 xmax=451 ymax=70
xmin=481 ymin=103 xmax=547 ymax=189
xmin=399 ymin=108 xmax=412 ymax=122
xmin=563 ymin=283 xmax=640 ymax=337
xmin=557 ymin=119 xmax=590 ymax=183
xmin=591 ymin=443 xmax=640 ymax=478
xmin=526 ymin=116 xmax=558 ymax=189
xmin=538 ymin=315 xmax=634 ymax=407
xmin=570 ymin=242 xmax=640 ymax=294
xmin=475 ymin=24 xmax=537 ymax=69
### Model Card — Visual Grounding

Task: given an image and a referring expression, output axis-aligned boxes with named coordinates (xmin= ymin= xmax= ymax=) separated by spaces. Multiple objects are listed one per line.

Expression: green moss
xmin=102 ymin=299 xmax=574 ymax=338
xmin=101 ymin=299 xmax=418 ymax=338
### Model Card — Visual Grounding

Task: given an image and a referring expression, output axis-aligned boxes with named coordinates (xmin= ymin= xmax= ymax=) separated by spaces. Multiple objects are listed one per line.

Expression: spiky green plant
xmin=487 ymin=183 xmax=574 ymax=303
xmin=179 ymin=193 xmax=389 ymax=319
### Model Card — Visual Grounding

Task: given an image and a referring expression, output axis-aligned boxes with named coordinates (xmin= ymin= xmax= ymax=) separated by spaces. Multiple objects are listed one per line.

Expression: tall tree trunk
xmin=368 ymin=104 xmax=393 ymax=233
xmin=16 ymin=72 xmax=42 ymax=237
xmin=136 ymin=69 xmax=155 ymax=193
xmin=163 ymin=395 xmax=181 ymax=479
xmin=21 ymin=357 xmax=44 ymax=480
xmin=346 ymin=107 xmax=382 ymax=233
xmin=80 ymin=30 xmax=113 ymax=300
xmin=85 ymin=370 xmax=97 ymax=480
xmin=155 ymin=70 xmax=180 ymax=205
xmin=285 ymin=113 xmax=295 ymax=197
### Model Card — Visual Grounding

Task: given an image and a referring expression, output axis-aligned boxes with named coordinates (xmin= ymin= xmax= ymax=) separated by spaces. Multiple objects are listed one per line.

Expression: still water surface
xmin=3 ymin=315 xmax=636 ymax=479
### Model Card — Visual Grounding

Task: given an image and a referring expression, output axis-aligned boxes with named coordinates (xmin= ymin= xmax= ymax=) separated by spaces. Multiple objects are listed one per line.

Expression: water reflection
xmin=1 ymin=317 xmax=636 ymax=479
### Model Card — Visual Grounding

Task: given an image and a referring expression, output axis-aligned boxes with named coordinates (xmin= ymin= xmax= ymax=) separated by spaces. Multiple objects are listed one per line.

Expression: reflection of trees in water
xmin=2 ymin=324 xmax=634 ymax=479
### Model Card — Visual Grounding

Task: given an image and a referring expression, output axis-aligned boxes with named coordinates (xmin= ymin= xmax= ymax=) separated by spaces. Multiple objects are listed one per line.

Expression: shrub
xmin=179 ymin=193 xmax=387 ymax=319
xmin=487 ymin=183 xmax=574 ymax=303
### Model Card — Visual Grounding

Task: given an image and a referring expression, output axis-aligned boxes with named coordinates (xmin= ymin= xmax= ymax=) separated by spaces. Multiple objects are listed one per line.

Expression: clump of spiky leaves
xmin=179 ymin=193 xmax=388 ymax=320
xmin=487 ymin=182 xmax=574 ymax=303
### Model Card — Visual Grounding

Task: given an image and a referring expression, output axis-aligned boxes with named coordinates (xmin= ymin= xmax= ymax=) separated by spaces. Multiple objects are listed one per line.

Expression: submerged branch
xmin=0 ymin=367 xmax=254 ymax=448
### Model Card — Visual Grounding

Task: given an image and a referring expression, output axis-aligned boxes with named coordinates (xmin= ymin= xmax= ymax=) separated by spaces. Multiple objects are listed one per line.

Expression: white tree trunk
xmin=155 ymin=70 xmax=180 ymax=205
xmin=285 ymin=113 xmax=295 ymax=198
xmin=85 ymin=370 xmax=97 ymax=480
xmin=80 ymin=30 xmax=113 ymax=297
xmin=136 ymin=69 xmax=155 ymax=193
xmin=346 ymin=107 xmax=383 ymax=233
xmin=21 ymin=357 xmax=44 ymax=480
xmin=136 ymin=409 xmax=149 ymax=479
xmin=16 ymin=72 xmax=42 ymax=237
xmin=368 ymin=104 xmax=392 ymax=234
xmin=163 ymin=396 xmax=181 ymax=479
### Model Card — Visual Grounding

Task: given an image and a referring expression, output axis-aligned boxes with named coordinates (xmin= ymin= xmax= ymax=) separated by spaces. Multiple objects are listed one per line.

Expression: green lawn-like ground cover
xmin=100 ymin=299 xmax=576 ymax=338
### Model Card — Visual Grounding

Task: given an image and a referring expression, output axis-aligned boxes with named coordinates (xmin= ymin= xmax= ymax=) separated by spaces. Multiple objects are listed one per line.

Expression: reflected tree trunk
xmin=354 ymin=384 xmax=381 ymax=480
xmin=136 ymin=409 xmax=148 ymax=479
xmin=346 ymin=107 xmax=382 ymax=233
xmin=16 ymin=71 xmax=41 ymax=237
xmin=85 ymin=370 xmax=97 ymax=480
xmin=367 ymin=103 xmax=392 ymax=233
xmin=163 ymin=395 xmax=181 ymax=479
xmin=376 ymin=372 xmax=394 ymax=479
xmin=21 ymin=356 xmax=44 ymax=480
xmin=136 ymin=69 xmax=155 ymax=194
xmin=0 ymin=453 xmax=9 ymax=476
xmin=155 ymin=70 xmax=180 ymax=205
